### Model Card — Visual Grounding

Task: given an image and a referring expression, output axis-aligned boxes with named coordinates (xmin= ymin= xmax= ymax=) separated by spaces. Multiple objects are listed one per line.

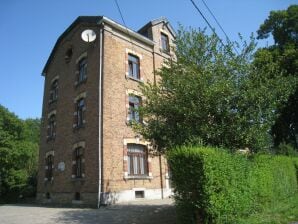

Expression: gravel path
xmin=0 ymin=199 xmax=176 ymax=224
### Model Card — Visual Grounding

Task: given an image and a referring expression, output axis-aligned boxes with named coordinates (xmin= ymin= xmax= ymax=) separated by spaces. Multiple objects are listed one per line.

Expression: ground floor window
xmin=127 ymin=144 xmax=148 ymax=176
xmin=72 ymin=147 xmax=84 ymax=178
xmin=46 ymin=155 xmax=53 ymax=180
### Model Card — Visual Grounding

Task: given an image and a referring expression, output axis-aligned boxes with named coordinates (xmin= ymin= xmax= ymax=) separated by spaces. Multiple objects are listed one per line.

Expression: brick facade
xmin=37 ymin=16 xmax=175 ymax=206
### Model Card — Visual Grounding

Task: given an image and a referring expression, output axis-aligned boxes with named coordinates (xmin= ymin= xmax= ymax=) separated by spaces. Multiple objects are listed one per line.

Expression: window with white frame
xmin=128 ymin=54 xmax=140 ymax=80
xmin=128 ymin=95 xmax=141 ymax=122
xmin=127 ymin=144 xmax=148 ymax=176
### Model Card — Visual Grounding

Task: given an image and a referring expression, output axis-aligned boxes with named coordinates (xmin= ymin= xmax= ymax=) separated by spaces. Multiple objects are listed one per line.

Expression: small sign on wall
xmin=58 ymin=162 xmax=65 ymax=171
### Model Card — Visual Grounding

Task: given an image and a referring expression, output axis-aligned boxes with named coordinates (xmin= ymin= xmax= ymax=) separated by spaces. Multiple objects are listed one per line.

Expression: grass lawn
xmin=238 ymin=193 xmax=298 ymax=224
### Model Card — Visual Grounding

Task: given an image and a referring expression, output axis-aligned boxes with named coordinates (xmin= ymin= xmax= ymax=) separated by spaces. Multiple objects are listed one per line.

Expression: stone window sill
xmin=124 ymin=175 xmax=153 ymax=180
xmin=44 ymin=178 xmax=54 ymax=184
xmin=74 ymin=78 xmax=87 ymax=88
xmin=126 ymin=120 xmax=143 ymax=126
xmin=48 ymin=99 xmax=58 ymax=105
xmin=73 ymin=125 xmax=86 ymax=131
xmin=71 ymin=177 xmax=85 ymax=182
xmin=125 ymin=75 xmax=144 ymax=83
xmin=46 ymin=136 xmax=56 ymax=142
xmin=159 ymin=48 xmax=171 ymax=56
xmin=72 ymin=200 xmax=83 ymax=204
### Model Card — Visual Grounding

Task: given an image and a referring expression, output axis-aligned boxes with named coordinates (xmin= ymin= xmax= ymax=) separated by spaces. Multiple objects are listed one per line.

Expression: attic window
xmin=65 ymin=48 xmax=73 ymax=63
xmin=161 ymin=33 xmax=170 ymax=53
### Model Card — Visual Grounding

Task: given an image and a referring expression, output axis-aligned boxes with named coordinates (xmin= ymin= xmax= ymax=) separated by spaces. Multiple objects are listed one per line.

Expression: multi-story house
xmin=37 ymin=16 xmax=176 ymax=206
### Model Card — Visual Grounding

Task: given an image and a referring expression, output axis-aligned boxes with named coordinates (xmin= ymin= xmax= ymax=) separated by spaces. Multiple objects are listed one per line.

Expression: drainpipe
xmin=153 ymin=48 xmax=164 ymax=199
xmin=98 ymin=25 xmax=104 ymax=208
xmin=159 ymin=153 xmax=164 ymax=199
xmin=152 ymin=50 xmax=156 ymax=85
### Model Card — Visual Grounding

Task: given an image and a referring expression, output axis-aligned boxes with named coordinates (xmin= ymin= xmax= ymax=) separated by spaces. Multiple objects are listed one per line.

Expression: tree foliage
xmin=256 ymin=5 xmax=298 ymax=150
xmin=0 ymin=105 xmax=40 ymax=203
xmin=257 ymin=5 xmax=298 ymax=47
xmin=135 ymin=27 xmax=296 ymax=153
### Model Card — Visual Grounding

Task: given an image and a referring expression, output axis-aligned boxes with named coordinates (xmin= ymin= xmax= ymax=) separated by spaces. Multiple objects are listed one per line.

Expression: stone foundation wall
xmin=37 ymin=188 xmax=172 ymax=207
xmin=36 ymin=192 xmax=98 ymax=207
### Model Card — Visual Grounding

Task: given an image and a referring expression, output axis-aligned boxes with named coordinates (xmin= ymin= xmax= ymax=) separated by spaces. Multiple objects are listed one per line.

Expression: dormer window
xmin=161 ymin=33 xmax=170 ymax=53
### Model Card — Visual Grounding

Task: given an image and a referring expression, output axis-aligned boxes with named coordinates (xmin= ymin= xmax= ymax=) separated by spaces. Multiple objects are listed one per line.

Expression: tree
xmin=257 ymin=5 xmax=298 ymax=47
xmin=0 ymin=105 xmax=40 ymax=203
xmin=257 ymin=5 xmax=298 ymax=149
xmin=134 ymin=27 xmax=296 ymax=153
xmin=22 ymin=118 xmax=40 ymax=144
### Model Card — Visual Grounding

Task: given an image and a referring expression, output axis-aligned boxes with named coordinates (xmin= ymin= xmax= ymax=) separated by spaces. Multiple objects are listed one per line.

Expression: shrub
xmin=167 ymin=146 xmax=298 ymax=223
xmin=275 ymin=142 xmax=297 ymax=156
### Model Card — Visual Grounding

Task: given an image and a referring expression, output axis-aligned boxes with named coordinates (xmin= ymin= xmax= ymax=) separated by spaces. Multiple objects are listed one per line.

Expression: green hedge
xmin=167 ymin=146 xmax=298 ymax=224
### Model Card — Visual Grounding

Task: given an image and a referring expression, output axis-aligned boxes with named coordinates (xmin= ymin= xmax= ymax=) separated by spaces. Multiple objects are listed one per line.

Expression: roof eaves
xmin=42 ymin=16 xmax=155 ymax=76
xmin=42 ymin=16 xmax=102 ymax=76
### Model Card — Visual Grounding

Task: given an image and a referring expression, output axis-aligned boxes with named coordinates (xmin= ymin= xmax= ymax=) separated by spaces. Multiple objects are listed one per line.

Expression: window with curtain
xmin=127 ymin=144 xmax=148 ymax=176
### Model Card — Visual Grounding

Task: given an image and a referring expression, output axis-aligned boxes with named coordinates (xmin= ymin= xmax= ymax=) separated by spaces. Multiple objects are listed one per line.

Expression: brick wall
xmin=37 ymin=22 xmax=101 ymax=204
xmin=37 ymin=17 xmax=175 ymax=206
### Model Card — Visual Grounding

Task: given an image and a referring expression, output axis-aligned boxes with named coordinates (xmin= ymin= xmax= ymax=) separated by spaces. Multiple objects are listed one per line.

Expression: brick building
xmin=37 ymin=16 xmax=176 ymax=206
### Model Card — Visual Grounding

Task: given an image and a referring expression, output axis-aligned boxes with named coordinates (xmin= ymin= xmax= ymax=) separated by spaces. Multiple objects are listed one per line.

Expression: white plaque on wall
xmin=58 ymin=162 xmax=65 ymax=171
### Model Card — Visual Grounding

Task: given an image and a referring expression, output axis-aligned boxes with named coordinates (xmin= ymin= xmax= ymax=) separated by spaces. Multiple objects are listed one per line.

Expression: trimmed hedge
xmin=167 ymin=146 xmax=298 ymax=224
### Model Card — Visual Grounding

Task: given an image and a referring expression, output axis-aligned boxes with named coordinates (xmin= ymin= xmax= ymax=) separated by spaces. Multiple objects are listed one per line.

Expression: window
xmin=46 ymin=192 xmax=51 ymax=199
xmin=161 ymin=33 xmax=170 ymax=53
xmin=74 ymin=192 xmax=81 ymax=200
xmin=47 ymin=114 xmax=56 ymax=140
xmin=65 ymin=48 xmax=73 ymax=63
xmin=74 ymin=147 xmax=83 ymax=178
xmin=73 ymin=94 xmax=86 ymax=129
xmin=135 ymin=190 xmax=145 ymax=198
xmin=72 ymin=146 xmax=85 ymax=179
xmin=76 ymin=98 xmax=85 ymax=128
xmin=49 ymin=79 xmax=58 ymax=103
xmin=46 ymin=155 xmax=53 ymax=180
xmin=128 ymin=95 xmax=141 ymax=122
xmin=128 ymin=54 xmax=140 ymax=79
xmin=78 ymin=58 xmax=87 ymax=83
xmin=127 ymin=144 xmax=148 ymax=176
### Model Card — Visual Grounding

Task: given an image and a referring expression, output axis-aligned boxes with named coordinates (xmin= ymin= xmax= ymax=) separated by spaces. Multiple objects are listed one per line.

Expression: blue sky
xmin=0 ymin=0 xmax=296 ymax=119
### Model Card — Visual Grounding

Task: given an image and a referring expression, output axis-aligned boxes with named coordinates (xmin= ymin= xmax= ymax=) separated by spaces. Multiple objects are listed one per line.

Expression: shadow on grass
xmin=54 ymin=203 xmax=176 ymax=224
